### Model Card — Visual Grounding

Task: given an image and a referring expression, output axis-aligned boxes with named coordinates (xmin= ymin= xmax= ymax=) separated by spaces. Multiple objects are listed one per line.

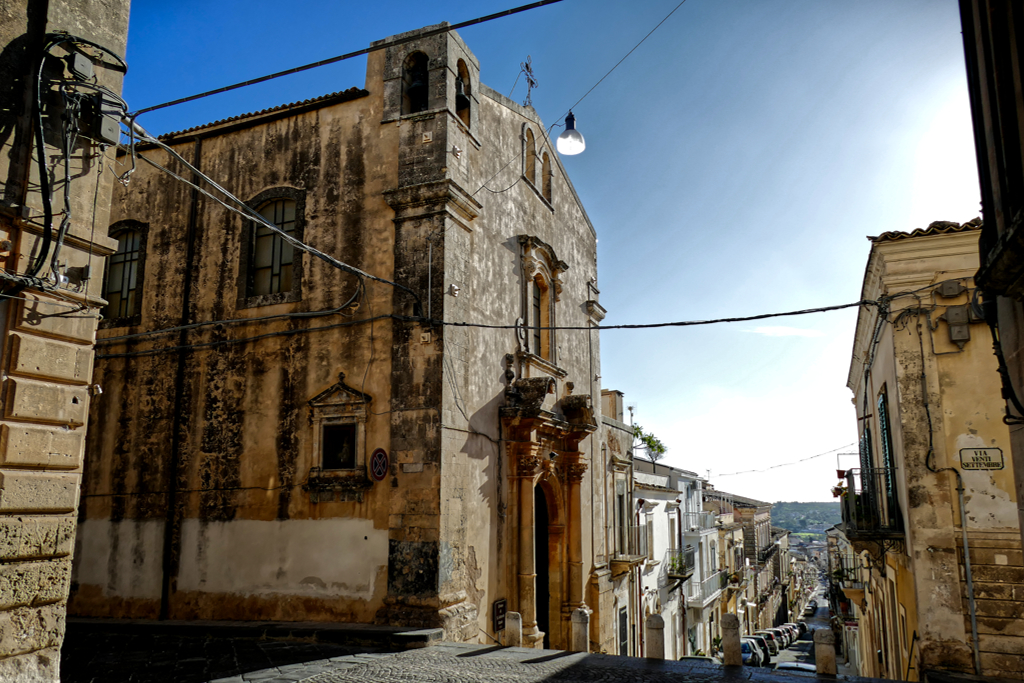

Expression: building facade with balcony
xmin=633 ymin=465 xmax=692 ymax=659
xmin=826 ymin=526 xmax=865 ymax=677
xmin=599 ymin=390 xmax=644 ymax=656
xmin=705 ymin=490 xmax=753 ymax=637
xmin=633 ymin=459 xmax=719 ymax=656
xmin=843 ymin=221 xmax=1024 ymax=680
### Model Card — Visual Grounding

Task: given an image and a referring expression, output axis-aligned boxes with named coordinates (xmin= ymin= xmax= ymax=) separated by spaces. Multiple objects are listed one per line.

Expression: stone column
xmin=815 ymin=628 xmax=837 ymax=675
xmin=505 ymin=612 xmax=523 ymax=647
xmin=566 ymin=460 xmax=587 ymax=608
xmin=722 ymin=613 xmax=742 ymax=666
xmin=518 ymin=470 xmax=539 ymax=644
xmin=645 ymin=614 xmax=665 ymax=659
xmin=570 ymin=607 xmax=590 ymax=653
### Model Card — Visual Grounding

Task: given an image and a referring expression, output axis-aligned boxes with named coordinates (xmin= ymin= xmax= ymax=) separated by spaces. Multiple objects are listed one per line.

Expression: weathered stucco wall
xmin=849 ymin=227 xmax=1024 ymax=679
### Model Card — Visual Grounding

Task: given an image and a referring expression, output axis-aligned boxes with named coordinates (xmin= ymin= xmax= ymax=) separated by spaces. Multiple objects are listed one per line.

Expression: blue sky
xmin=123 ymin=0 xmax=980 ymax=502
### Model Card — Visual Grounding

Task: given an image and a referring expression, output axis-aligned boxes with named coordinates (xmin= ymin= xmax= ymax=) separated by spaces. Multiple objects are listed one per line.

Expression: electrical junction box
xmin=81 ymin=93 xmax=120 ymax=145
xmin=945 ymin=305 xmax=970 ymax=346
xmin=937 ymin=280 xmax=966 ymax=298
xmin=65 ymin=51 xmax=94 ymax=81
xmin=945 ymin=305 xmax=969 ymax=325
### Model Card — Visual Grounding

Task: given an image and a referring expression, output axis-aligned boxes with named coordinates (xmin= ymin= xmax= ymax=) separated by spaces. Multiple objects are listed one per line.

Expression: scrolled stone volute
xmin=506 ymin=377 xmax=556 ymax=410
xmin=562 ymin=393 xmax=595 ymax=426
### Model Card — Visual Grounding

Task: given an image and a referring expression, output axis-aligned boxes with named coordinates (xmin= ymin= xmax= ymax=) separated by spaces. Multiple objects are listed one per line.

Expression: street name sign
xmin=959 ymin=448 xmax=1004 ymax=470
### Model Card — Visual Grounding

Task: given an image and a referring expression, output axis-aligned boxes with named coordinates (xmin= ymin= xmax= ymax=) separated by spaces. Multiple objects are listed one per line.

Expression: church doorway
xmin=535 ymin=484 xmax=551 ymax=648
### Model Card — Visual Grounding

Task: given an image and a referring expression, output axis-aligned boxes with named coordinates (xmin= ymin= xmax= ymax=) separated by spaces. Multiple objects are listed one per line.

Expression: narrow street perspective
xmin=1 ymin=1 xmax=1022 ymax=683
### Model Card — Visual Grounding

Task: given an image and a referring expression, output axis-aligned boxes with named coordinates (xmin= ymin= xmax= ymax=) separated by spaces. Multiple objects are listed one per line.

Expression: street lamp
xmin=556 ymin=111 xmax=585 ymax=155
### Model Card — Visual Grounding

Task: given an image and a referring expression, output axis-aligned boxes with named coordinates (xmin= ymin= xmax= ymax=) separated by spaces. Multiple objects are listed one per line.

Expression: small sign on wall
xmin=370 ymin=448 xmax=389 ymax=481
xmin=959 ymin=447 xmax=1004 ymax=470
xmin=493 ymin=598 xmax=507 ymax=632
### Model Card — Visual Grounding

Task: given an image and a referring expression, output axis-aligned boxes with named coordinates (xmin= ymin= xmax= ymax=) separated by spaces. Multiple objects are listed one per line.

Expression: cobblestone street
xmin=61 ymin=625 xmax=879 ymax=683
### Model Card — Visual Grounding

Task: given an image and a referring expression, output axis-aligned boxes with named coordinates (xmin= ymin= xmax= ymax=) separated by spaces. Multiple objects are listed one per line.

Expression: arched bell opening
xmin=402 ymin=52 xmax=429 ymax=115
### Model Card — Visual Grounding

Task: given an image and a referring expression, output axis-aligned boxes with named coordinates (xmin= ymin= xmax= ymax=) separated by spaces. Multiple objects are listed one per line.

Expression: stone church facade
xmin=71 ymin=23 xmax=635 ymax=651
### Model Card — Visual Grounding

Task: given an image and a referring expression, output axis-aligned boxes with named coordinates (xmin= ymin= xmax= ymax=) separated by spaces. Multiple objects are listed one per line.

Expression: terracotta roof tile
xmin=158 ymin=87 xmax=368 ymax=139
xmin=870 ymin=218 xmax=982 ymax=243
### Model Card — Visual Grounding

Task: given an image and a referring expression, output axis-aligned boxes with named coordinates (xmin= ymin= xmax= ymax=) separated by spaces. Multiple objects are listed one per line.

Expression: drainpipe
xmin=161 ymin=137 xmax=202 ymax=619
xmin=955 ymin=472 xmax=982 ymax=675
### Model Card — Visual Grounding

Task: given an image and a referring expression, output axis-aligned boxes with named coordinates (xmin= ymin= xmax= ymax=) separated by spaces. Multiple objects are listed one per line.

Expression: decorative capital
xmin=565 ymin=461 xmax=588 ymax=483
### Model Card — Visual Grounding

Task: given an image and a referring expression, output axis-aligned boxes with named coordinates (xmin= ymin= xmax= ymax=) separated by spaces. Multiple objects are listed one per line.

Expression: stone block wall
xmin=0 ymin=1 xmax=129 ymax=679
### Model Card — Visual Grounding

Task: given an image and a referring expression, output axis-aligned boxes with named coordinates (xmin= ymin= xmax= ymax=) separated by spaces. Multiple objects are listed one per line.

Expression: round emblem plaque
xmin=370 ymin=448 xmax=389 ymax=482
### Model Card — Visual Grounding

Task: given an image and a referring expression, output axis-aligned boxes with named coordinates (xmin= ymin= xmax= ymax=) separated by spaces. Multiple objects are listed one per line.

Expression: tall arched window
xmin=402 ymin=52 xmax=429 ymax=115
xmin=524 ymin=128 xmax=537 ymax=185
xmin=103 ymin=221 xmax=146 ymax=324
xmin=532 ymin=274 xmax=551 ymax=360
xmin=541 ymin=152 xmax=552 ymax=202
xmin=250 ymin=198 xmax=297 ymax=296
xmin=239 ymin=187 xmax=306 ymax=308
xmin=456 ymin=59 xmax=471 ymax=127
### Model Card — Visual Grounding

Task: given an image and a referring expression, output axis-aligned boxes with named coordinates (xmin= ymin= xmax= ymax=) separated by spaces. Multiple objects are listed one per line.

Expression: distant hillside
xmin=771 ymin=501 xmax=841 ymax=536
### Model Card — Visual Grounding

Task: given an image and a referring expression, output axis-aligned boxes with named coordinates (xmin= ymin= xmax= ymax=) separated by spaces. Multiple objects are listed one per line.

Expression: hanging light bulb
xmin=556 ymin=111 xmax=585 ymax=155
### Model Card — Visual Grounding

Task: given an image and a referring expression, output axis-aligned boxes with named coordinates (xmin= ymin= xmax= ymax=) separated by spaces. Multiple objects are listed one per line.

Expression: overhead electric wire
xmin=133 ymin=0 xmax=566 ymax=116
xmin=97 ymin=299 xmax=875 ymax=359
xmin=715 ymin=442 xmax=857 ymax=477
xmin=129 ymin=128 xmax=421 ymax=313
xmin=562 ymin=0 xmax=688 ymax=115
xmin=471 ymin=0 xmax=690 ymax=197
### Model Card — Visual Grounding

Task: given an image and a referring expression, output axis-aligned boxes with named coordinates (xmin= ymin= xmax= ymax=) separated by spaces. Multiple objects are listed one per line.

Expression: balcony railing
xmin=615 ymin=524 xmax=648 ymax=559
xmin=757 ymin=543 xmax=778 ymax=564
xmin=840 ymin=468 xmax=904 ymax=538
xmin=832 ymin=554 xmax=864 ymax=588
xmin=680 ymin=511 xmax=716 ymax=532
xmin=666 ymin=546 xmax=696 ymax=579
xmin=686 ymin=569 xmax=725 ymax=606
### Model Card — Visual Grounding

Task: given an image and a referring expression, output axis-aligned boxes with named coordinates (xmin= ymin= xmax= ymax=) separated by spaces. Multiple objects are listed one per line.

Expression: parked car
xmin=679 ymin=655 xmax=722 ymax=665
xmin=768 ymin=627 xmax=789 ymax=648
xmin=795 ymin=621 xmax=808 ymax=636
xmin=746 ymin=635 xmax=772 ymax=666
xmin=754 ymin=630 xmax=780 ymax=655
xmin=783 ymin=623 xmax=801 ymax=640
xmin=775 ymin=661 xmax=817 ymax=675
xmin=740 ymin=640 xmax=762 ymax=667
xmin=804 ymin=604 xmax=816 ymax=616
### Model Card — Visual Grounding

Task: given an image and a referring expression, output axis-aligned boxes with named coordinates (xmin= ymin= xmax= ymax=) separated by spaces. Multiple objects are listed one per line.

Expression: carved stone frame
xmin=304 ymin=372 xmax=372 ymax=503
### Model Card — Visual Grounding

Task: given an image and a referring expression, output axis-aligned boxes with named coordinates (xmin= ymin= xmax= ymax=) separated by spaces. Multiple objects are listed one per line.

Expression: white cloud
xmin=747 ymin=326 xmax=825 ymax=338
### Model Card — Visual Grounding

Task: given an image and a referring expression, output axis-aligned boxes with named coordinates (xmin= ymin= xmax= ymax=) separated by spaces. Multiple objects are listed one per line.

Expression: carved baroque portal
xmin=501 ymin=375 xmax=596 ymax=649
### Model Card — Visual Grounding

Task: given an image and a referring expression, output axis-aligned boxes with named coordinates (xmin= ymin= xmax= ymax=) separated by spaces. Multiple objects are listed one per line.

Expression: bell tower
xmin=373 ymin=24 xmax=484 ymax=638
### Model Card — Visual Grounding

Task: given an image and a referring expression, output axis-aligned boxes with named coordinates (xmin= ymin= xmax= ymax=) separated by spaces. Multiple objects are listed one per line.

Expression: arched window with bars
xmin=102 ymin=220 xmax=146 ymax=324
xmin=240 ymin=187 xmax=305 ymax=307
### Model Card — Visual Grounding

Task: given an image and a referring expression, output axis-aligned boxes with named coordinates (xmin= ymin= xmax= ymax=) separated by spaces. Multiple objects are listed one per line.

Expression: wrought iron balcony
xmin=832 ymin=553 xmax=865 ymax=589
xmin=757 ymin=543 xmax=778 ymax=564
xmin=839 ymin=468 xmax=904 ymax=544
xmin=666 ymin=546 xmax=696 ymax=580
xmin=680 ymin=511 xmax=716 ymax=532
xmin=611 ymin=524 xmax=648 ymax=574
xmin=685 ymin=569 xmax=725 ymax=607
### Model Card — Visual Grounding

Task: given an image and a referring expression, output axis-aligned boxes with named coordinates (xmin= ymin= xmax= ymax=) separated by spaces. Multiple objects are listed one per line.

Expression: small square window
xmin=322 ymin=423 xmax=356 ymax=470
